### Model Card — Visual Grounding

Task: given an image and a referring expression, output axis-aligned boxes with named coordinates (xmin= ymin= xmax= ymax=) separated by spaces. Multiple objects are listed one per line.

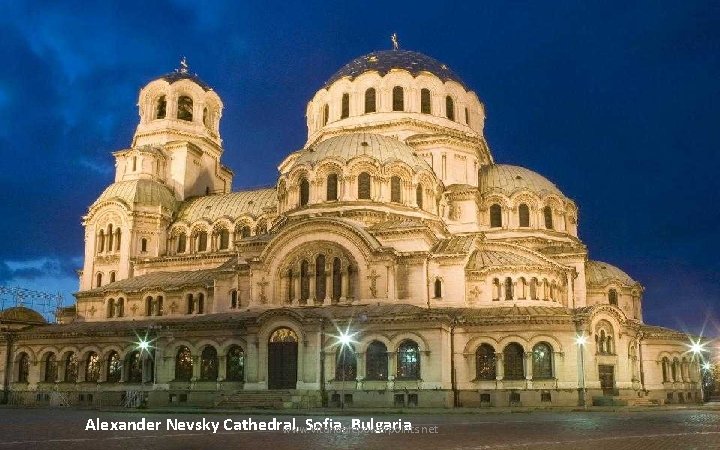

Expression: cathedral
xmin=0 ymin=45 xmax=702 ymax=408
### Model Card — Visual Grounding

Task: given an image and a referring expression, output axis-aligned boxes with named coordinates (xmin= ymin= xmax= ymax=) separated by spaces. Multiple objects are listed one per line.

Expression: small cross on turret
xmin=391 ymin=33 xmax=399 ymax=50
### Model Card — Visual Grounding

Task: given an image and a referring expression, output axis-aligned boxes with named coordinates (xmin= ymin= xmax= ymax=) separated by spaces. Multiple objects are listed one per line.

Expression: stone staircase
xmin=625 ymin=397 xmax=661 ymax=407
xmin=214 ymin=390 xmax=319 ymax=409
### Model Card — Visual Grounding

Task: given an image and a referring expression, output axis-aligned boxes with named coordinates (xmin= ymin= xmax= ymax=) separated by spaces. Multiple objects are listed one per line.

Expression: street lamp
xmin=689 ymin=340 xmax=707 ymax=403
xmin=337 ymin=330 xmax=352 ymax=410
xmin=134 ymin=332 xmax=156 ymax=408
xmin=576 ymin=334 xmax=588 ymax=409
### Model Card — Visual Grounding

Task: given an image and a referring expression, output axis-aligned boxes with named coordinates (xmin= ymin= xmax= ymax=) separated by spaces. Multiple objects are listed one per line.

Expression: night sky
xmin=0 ymin=1 xmax=718 ymax=336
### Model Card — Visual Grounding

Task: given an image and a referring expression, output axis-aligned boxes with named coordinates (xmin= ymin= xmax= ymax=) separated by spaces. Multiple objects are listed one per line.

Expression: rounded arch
xmin=527 ymin=334 xmax=564 ymax=353
xmin=497 ymin=335 xmax=530 ymax=353
xmin=356 ymin=334 xmax=393 ymax=354
xmin=13 ymin=346 xmax=37 ymax=363
xmin=390 ymin=331 xmax=430 ymax=352
xmin=462 ymin=336 xmax=500 ymax=355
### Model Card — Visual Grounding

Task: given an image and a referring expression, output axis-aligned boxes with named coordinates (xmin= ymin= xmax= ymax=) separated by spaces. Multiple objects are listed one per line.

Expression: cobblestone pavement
xmin=0 ymin=408 xmax=719 ymax=449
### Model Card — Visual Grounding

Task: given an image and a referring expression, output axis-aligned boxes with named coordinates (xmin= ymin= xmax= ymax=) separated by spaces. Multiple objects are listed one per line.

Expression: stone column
xmin=218 ymin=356 xmax=227 ymax=382
xmin=495 ymin=353 xmax=504 ymax=380
xmin=192 ymin=356 xmax=200 ymax=381
xmin=340 ymin=270 xmax=349 ymax=302
xmin=308 ymin=270 xmax=316 ymax=304
xmin=323 ymin=269 xmax=331 ymax=305
xmin=525 ymin=352 xmax=533 ymax=380
xmin=293 ymin=268 xmax=301 ymax=305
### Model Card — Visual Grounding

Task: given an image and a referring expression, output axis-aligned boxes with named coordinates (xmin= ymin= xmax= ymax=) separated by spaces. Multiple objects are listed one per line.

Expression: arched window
xmin=141 ymin=238 xmax=148 ymax=252
xmin=203 ymin=107 xmax=209 ymax=127
xmin=661 ymin=357 xmax=669 ymax=382
xmin=156 ymin=296 xmax=163 ymax=316
xmin=231 ymin=290 xmax=238 ymax=309
xmin=177 ymin=232 xmax=187 ymax=253
xmin=390 ymin=176 xmax=401 ymax=203
xmin=322 ymin=104 xmax=329 ymax=126
xmin=196 ymin=231 xmax=207 ymax=252
xmin=43 ymin=353 xmax=57 ymax=383
xmin=326 ymin=174 xmax=338 ymax=201
xmin=109 ymin=271 xmax=116 ymax=283
xmin=132 ymin=156 xmax=137 ymax=172
xmin=420 ymin=88 xmax=431 ymax=114
xmin=197 ymin=293 xmax=204 ymax=314
xmin=504 ymin=277 xmax=513 ymax=300
xmin=530 ymin=278 xmax=538 ymax=300
xmin=219 ymin=229 xmax=230 ymax=250
xmin=519 ymin=204 xmax=530 ymax=227
xmin=65 ymin=351 xmax=85 ymax=378
xmin=532 ymin=343 xmax=553 ymax=379
xmin=186 ymin=294 xmax=194 ymax=314
xmin=175 ymin=346 xmax=193 ymax=382
xmin=489 ymin=204 xmax=502 ymax=228
xmin=434 ymin=278 xmax=442 ymax=298
xmin=96 ymin=272 xmax=102 ymax=288
xmin=365 ymin=341 xmax=388 ymax=380
xmin=492 ymin=278 xmax=501 ymax=300
xmin=126 ymin=351 xmax=142 ymax=383
xmin=177 ymin=95 xmax=193 ymax=121
xmin=299 ymin=178 xmax=310 ymax=206
xmin=335 ymin=344 xmax=356 ymax=381
xmin=503 ymin=343 xmax=524 ymax=380
xmin=106 ymin=352 xmax=121 ymax=383
xmin=364 ymin=88 xmax=376 ymax=113
xmin=608 ymin=289 xmax=618 ymax=306
xmin=226 ymin=346 xmax=245 ymax=381
xmin=392 ymin=86 xmax=404 ymax=111
xmin=332 ymin=257 xmax=342 ymax=301
xmin=98 ymin=230 xmax=105 ymax=253
xmin=85 ymin=352 xmax=100 ymax=382
xmin=16 ymin=353 xmax=29 ymax=383
xmin=517 ymin=277 xmax=527 ymax=299
xmin=300 ymin=260 xmax=310 ymax=301
xmin=145 ymin=296 xmax=153 ymax=316
xmin=287 ymin=268 xmax=294 ymax=303
xmin=671 ymin=358 xmax=679 ymax=382
xmin=396 ymin=340 xmax=420 ymax=380
xmin=357 ymin=172 xmax=371 ymax=199
xmin=475 ymin=344 xmax=496 ymax=380
xmin=114 ymin=228 xmax=121 ymax=251
xmin=341 ymin=93 xmax=349 ymax=119
xmin=155 ymin=95 xmax=166 ymax=119
xmin=315 ymin=254 xmax=326 ymax=301
xmin=200 ymin=346 xmax=218 ymax=381
xmin=416 ymin=184 xmax=424 ymax=209
xmin=465 ymin=107 xmax=469 ymax=124
xmin=543 ymin=206 xmax=553 ymax=229
xmin=116 ymin=298 xmax=124 ymax=317
xmin=107 ymin=225 xmax=114 ymax=251
xmin=446 ymin=96 xmax=455 ymax=121
xmin=239 ymin=225 xmax=251 ymax=238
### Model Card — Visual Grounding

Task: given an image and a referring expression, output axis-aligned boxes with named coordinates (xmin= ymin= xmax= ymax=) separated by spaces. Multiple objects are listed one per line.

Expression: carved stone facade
xmin=0 ymin=50 xmax=701 ymax=408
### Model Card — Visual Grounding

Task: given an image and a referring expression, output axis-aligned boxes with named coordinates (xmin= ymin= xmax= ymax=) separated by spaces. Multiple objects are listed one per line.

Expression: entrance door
xmin=268 ymin=328 xmax=298 ymax=390
xmin=598 ymin=365 xmax=615 ymax=395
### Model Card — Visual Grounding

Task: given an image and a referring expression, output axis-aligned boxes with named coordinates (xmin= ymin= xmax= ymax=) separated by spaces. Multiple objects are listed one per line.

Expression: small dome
xmin=0 ymin=306 xmax=47 ymax=323
xmin=151 ymin=58 xmax=212 ymax=91
xmin=479 ymin=164 xmax=564 ymax=197
xmin=292 ymin=133 xmax=433 ymax=171
xmin=586 ymin=260 xmax=638 ymax=286
xmin=324 ymin=50 xmax=467 ymax=89
xmin=93 ymin=179 xmax=177 ymax=211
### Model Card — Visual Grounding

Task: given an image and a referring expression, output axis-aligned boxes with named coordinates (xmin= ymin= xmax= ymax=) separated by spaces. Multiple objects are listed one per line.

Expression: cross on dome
xmin=391 ymin=32 xmax=399 ymax=50
xmin=179 ymin=56 xmax=189 ymax=74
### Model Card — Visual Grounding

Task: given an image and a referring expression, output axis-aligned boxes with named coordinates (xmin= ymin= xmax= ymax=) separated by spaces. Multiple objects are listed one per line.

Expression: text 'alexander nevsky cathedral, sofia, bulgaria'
xmin=0 ymin=40 xmax=703 ymax=409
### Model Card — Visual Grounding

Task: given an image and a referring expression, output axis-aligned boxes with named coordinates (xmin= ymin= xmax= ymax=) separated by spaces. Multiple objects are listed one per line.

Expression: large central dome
xmin=323 ymin=50 xmax=467 ymax=89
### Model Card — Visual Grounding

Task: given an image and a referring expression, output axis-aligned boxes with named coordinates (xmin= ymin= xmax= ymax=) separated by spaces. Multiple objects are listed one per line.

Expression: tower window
xmin=519 ymin=204 xmax=530 ymax=227
xmin=420 ymin=88 xmax=431 ymax=114
xmin=326 ymin=174 xmax=338 ymax=201
xmin=365 ymin=88 xmax=376 ymax=113
xmin=203 ymin=107 xmax=209 ymax=127
xmin=219 ymin=229 xmax=230 ymax=250
xmin=465 ymin=107 xmax=469 ymax=124
xmin=96 ymin=272 xmax=102 ymax=288
xmin=358 ymin=172 xmax=371 ymax=199
xmin=322 ymin=104 xmax=329 ymax=126
xmin=197 ymin=231 xmax=207 ymax=252
xmin=341 ymin=93 xmax=349 ymax=119
xmin=109 ymin=271 xmax=116 ymax=283
xmin=446 ymin=96 xmax=455 ymax=121
xmin=392 ymin=86 xmax=404 ymax=111
xmin=490 ymin=204 xmax=502 ymax=228
xmin=177 ymin=232 xmax=187 ymax=253
xmin=155 ymin=95 xmax=166 ymax=119
xmin=141 ymin=238 xmax=148 ymax=253
xmin=609 ymin=289 xmax=618 ymax=306
xmin=416 ymin=184 xmax=423 ymax=209
xmin=390 ymin=176 xmax=401 ymax=203
xmin=300 ymin=178 xmax=310 ymax=206
xmin=543 ymin=206 xmax=553 ymax=229
xmin=433 ymin=278 xmax=442 ymax=298
xmin=177 ymin=96 xmax=193 ymax=121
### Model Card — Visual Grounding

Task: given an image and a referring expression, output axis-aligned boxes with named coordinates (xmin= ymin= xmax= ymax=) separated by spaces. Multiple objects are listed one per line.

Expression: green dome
xmin=93 ymin=179 xmax=177 ymax=211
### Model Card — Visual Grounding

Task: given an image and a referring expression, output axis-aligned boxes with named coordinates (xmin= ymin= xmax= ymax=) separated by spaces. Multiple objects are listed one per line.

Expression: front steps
xmin=214 ymin=390 xmax=320 ymax=409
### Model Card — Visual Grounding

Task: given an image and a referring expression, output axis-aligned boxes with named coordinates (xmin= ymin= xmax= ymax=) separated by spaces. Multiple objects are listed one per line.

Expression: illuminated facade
xmin=0 ymin=49 xmax=701 ymax=408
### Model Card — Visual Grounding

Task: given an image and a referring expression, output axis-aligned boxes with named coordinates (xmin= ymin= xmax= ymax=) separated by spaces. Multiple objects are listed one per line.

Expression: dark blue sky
xmin=0 ymin=1 xmax=718 ymax=336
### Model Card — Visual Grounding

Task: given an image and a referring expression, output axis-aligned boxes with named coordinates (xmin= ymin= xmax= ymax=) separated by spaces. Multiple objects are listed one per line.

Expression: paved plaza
xmin=0 ymin=407 xmax=719 ymax=449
